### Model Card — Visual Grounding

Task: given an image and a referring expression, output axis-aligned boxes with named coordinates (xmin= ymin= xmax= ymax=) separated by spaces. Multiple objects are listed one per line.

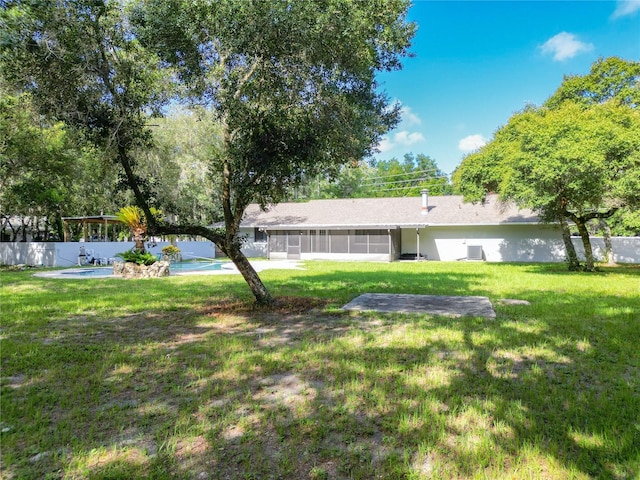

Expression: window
xmin=354 ymin=230 xmax=368 ymax=245
xmin=301 ymin=231 xmax=311 ymax=253
xmin=254 ymin=228 xmax=267 ymax=243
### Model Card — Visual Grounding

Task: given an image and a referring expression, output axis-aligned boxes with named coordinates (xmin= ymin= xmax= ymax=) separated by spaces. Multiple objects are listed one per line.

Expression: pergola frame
xmin=61 ymin=216 xmax=123 ymax=242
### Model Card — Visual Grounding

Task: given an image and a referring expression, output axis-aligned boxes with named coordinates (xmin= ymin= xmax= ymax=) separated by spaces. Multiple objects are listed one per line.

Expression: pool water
xmin=59 ymin=267 xmax=114 ymax=278
xmin=170 ymin=261 xmax=224 ymax=272
xmin=54 ymin=261 xmax=226 ymax=278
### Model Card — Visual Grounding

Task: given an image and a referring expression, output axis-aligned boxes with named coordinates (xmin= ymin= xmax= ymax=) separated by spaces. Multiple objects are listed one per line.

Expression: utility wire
xmin=370 ymin=185 xmax=435 ymax=193
xmin=364 ymin=167 xmax=448 ymax=181
xmin=373 ymin=181 xmax=447 ymax=193
xmin=361 ymin=176 xmax=441 ymax=188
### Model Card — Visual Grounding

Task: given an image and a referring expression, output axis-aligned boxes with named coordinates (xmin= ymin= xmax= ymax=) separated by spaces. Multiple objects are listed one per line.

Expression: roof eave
xmin=242 ymin=221 xmax=544 ymax=229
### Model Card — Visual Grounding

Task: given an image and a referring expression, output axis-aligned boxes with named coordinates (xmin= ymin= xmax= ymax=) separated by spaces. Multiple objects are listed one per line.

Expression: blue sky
xmin=374 ymin=0 xmax=640 ymax=175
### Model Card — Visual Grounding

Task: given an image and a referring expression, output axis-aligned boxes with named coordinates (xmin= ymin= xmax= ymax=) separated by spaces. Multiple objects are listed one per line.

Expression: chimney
xmin=421 ymin=189 xmax=429 ymax=215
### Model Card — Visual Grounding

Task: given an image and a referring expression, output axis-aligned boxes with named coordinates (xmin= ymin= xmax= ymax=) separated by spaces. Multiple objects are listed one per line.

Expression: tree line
xmin=294 ymin=153 xmax=452 ymax=200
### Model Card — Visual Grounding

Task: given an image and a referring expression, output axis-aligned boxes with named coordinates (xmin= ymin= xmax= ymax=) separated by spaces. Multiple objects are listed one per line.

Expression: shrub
xmin=116 ymin=249 xmax=158 ymax=266
xmin=161 ymin=245 xmax=181 ymax=255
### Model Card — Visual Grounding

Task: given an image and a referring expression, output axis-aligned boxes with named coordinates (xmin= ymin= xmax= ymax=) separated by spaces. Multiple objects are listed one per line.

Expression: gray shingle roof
xmin=241 ymin=194 xmax=540 ymax=229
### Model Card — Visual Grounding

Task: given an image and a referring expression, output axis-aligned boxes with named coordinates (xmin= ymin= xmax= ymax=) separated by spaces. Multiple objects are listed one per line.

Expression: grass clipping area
xmin=1 ymin=261 xmax=639 ymax=479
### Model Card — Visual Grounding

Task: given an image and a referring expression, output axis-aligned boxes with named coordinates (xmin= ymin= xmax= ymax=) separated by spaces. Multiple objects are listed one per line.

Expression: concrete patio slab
xmin=342 ymin=293 xmax=496 ymax=319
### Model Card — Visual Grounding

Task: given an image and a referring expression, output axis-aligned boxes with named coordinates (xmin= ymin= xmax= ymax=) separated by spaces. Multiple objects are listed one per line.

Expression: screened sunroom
xmin=266 ymin=228 xmax=400 ymax=261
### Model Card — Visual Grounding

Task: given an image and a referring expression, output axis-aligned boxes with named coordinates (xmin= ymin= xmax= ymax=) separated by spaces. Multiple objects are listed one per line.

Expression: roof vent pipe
xmin=421 ymin=189 xmax=429 ymax=215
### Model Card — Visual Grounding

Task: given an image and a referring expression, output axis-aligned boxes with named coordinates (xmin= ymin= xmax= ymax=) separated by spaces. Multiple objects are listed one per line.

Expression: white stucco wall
xmin=237 ymin=227 xmax=268 ymax=258
xmin=401 ymin=224 xmax=567 ymax=262
xmin=240 ymin=226 xmax=640 ymax=264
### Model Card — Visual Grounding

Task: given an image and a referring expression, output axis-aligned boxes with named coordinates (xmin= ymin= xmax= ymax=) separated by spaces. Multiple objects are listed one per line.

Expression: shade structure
xmin=61 ymin=215 xmax=123 ymax=242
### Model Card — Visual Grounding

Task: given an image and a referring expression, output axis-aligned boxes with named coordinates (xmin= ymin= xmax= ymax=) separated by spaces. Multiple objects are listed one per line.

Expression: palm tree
xmin=115 ymin=206 xmax=157 ymax=253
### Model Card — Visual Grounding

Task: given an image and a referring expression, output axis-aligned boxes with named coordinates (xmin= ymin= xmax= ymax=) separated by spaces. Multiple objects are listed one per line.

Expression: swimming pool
xmin=171 ymin=261 xmax=225 ymax=272
xmin=36 ymin=261 xmax=231 ymax=279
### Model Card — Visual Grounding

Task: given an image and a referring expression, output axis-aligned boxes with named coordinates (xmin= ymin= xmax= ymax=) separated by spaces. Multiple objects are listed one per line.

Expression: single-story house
xmin=237 ymin=192 xmax=567 ymax=262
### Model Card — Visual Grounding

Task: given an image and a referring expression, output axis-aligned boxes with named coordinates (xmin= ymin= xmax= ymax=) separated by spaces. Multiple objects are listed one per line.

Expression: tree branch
xmin=233 ymin=56 xmax=261 ymax=100
xmin=564 ymin=207 xmax=619 ymax=223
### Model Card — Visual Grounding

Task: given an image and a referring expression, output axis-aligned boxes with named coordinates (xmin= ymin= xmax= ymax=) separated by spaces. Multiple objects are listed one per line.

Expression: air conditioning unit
xmin=467 ymin=245 xmax=484 ymax=261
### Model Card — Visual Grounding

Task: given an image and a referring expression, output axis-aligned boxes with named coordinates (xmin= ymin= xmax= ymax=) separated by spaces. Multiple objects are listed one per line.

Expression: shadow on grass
xmin=263 ymin=267 xmax=489 ymax=305
xmin=517 ymin=262 xmax=640 ymax=276
xmin=3 ymin=265 xmax=487 ymax=318
xmin=1 ymin=265 xmax=639 ymax=478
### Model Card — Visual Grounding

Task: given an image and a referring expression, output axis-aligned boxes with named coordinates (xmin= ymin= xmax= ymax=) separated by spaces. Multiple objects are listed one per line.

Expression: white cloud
xmin=540 ymin=32 xmax=594 ymax=61
xmin=394 ymin=130 xmax=425 ymax=145
xmin=376 ymin=130 xmax=425 ymax=153
xmin=458 ymin=134 xmax=487 ymax=153
xmin=400 ymin=106 xmax=422 ymax=126
xmin=376 ymin=102 xmax=425 ymax=154
xmin=611 ymin=0 xmax=640 ymax=19
xmin=377 ymin=137 xmax=394 ymax=153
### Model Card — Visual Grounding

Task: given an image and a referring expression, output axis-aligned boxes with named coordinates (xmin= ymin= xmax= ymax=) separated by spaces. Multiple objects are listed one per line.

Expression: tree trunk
xmin=33 ymin=215 xmax=40 ymax=240
xmin=575 ymin=219 xmax=595 ymax=271
xmin=599 ymin=219 xmax=615 ymax=266
xmin=54 ymin=216 xmax=64 ymax=242
xmin=559 ymin=216 xmax=580 ymax=270
xmin=226 ymin=242 xmax=273 ymax=305
xmin=8 ymin=219 xmax=18 ymax=242
xmin=20 ymin=217 xmax=30 ymax=242
xmin=117 ymin=135 xmax=273 ymax=305
xmin=133 ymin=229 xmax=146 ymax=252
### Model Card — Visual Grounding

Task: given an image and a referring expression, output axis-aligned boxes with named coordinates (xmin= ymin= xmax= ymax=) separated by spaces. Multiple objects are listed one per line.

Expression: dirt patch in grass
xmin=196 ymin=296 xmax=354 ymax=345
xmin=200 ymin=296 xmax=332 ymax=317
xmin=174 ymin=435 xmax=210 ymax=477
xmin=254 ymin=372 xmax=322 ymax=408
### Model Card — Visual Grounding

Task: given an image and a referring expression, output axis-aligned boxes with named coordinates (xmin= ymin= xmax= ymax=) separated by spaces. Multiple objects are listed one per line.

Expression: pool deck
xmin=34 ymin=266 xmax=116 ymax=279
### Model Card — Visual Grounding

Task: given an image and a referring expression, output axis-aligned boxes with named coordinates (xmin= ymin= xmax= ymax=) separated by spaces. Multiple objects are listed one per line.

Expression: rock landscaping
xmin=112 ymin=260 xmax=170 ymax=279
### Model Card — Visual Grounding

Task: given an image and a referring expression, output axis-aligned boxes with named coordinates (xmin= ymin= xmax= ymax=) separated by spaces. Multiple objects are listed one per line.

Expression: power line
xmin=361 ymin=176 xmax=444 ymax=188
xmin=364 ymin=168 xmax=448 ymax=181
xmin=372 ymin=181 xmax=449 ymax=193
xmin=369 ymin=186 xmax=431 ymax=193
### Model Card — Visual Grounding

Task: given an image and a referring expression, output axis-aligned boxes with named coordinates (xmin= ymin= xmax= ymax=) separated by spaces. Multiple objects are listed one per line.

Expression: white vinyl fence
xmin=0 ymin=241 xmax=217 ymax=267
xmin=572 ymin=237 xmax=640 ymax=264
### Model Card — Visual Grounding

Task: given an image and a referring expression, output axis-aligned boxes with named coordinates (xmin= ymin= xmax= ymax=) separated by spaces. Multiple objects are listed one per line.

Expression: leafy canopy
xmin=453 ymin=57 xmax=640 ymax=219
xmin=132 ymin=0 xmax=415 ymax=209
xmin=545 ymin=56 xmax=640 ymax=109
xmin=453 ymin=56 xmax=640 ymax=270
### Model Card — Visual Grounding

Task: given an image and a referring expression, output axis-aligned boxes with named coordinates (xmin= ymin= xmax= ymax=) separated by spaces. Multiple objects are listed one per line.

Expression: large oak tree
xmin=1 ymin=0 xmax=414 ymax=303
xmin=453 ymin=57 xmax=640 ymax=271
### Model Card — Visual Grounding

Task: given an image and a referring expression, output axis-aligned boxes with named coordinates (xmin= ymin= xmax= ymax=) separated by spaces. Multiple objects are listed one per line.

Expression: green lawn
xmin=1 ymin=261 xmax=639 ymax=479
